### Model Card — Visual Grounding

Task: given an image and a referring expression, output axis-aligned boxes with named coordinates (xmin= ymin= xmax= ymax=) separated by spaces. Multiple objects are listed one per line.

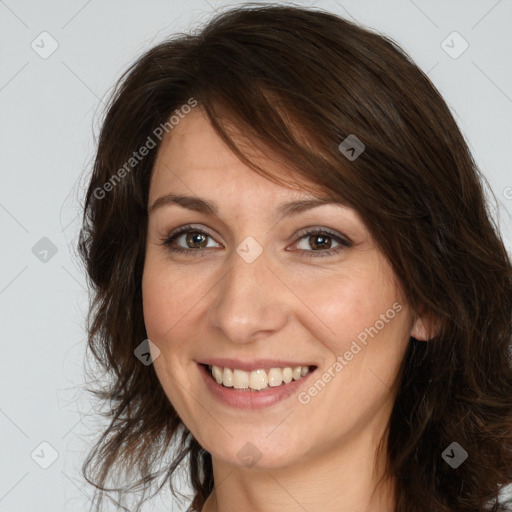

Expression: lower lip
xmin=198 ymin=364 xmax=316 ymax=409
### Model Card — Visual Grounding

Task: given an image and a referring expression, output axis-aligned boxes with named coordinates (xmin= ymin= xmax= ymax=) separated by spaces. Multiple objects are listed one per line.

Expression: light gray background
xmin=1 ymin=1 xmax=511 ymax=511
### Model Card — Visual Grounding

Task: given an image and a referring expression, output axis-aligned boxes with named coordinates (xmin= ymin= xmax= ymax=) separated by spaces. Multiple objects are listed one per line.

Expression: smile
xmin=207 ymin=364 xmax=313 ymax=391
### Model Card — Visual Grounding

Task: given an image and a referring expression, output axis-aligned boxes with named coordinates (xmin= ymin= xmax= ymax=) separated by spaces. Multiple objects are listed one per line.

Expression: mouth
xmin=200 ymin=363 xmax=317 ymax=392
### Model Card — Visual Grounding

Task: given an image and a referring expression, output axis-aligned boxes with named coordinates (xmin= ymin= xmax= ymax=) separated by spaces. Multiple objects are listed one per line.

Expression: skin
xmin=142 ymin=108 xmax=434 ymax=512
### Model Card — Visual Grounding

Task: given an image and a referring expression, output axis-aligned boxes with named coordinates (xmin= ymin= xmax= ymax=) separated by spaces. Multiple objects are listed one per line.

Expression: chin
xmin=201 ymin=431 xmax=309 ymax=470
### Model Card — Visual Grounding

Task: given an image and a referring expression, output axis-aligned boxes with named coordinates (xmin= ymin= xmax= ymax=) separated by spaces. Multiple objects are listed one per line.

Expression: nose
xmin=207 ymin=245 xmax=289 ymax=344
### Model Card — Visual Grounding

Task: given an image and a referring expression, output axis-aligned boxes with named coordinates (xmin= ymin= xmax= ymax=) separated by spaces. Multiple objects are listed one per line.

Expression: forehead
xmin=146 ymin=109 xmax=372 ymax=242
xmin=149 ymin=108 xmax=324 ymax=201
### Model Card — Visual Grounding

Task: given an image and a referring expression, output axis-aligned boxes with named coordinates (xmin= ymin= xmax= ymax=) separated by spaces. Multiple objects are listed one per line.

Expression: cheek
xmin=299 ymin=260 xmax=403 ymax=356
xmin=142 ymin=266 xmax=170 ymax=341
xmin=141 ymin=258 xmax=197 ymax=342
xmin=298 ymin=272 xmax=409 ymax=439
xmin=141 ymin=262 xmax=197 ymax=414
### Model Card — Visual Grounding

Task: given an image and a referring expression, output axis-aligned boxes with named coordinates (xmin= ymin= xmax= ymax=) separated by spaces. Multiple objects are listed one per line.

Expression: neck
xmin=200 ymin=428 xmax=396 ymax=512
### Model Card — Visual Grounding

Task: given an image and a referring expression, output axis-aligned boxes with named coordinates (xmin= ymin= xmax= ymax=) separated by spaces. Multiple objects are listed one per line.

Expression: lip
xmin=198 ymin=362 xmax=317 ymax=410
xmin=198 ymin=358 xmax=315 ymax=372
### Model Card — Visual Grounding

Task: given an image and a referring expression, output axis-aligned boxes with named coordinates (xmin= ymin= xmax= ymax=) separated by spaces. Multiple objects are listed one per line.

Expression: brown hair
xmin=78 ymin=3 xmax=512 ymax=511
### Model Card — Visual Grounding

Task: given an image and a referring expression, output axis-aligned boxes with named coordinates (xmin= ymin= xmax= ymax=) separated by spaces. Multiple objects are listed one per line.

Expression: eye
xmin=160 ymin=224 xmax=352 ymax=258
xmin=160 ymin=224 xmax=220 ymax=256
xmin=291 ymin=227 xmax=352 ymax=258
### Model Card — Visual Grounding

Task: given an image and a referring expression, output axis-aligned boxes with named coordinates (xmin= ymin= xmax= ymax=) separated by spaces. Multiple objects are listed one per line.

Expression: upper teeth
xmin=209 ymin=365 xmax=310 ymax=391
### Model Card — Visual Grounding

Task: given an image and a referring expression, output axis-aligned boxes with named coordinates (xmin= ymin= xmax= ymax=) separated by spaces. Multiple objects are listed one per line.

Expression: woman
xmin=78 ymin=4 xmax=512 ymax=511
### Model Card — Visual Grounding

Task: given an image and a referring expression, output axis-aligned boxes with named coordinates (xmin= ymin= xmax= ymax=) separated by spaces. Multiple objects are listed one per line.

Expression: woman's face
xmin=142 ymin=108 xmax=418 ymax=470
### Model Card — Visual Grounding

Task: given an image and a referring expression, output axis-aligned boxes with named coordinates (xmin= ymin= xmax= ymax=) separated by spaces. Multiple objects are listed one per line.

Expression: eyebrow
xmin=148 ymin=193 xmax=345 ymax=221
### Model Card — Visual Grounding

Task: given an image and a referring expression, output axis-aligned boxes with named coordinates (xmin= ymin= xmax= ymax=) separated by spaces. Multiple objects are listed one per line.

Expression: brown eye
xmin=184 ymin=231 xmax=209 ymax=248
xmin=307 ymin=233 xmax=334 ymax=251
xmin=293 ymin=228 xmax=352 ymax=258
xmin=161 ymin=225 xmax=221 ymax=255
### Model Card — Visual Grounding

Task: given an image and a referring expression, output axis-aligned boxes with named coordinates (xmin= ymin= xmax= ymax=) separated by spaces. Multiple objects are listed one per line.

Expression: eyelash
xmin=159 ymin=224 xmax=352 ymax=258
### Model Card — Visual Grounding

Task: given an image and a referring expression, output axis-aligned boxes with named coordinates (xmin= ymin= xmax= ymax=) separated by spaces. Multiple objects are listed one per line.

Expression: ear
xmin=410 ymin=310 xmax=440 ymax=341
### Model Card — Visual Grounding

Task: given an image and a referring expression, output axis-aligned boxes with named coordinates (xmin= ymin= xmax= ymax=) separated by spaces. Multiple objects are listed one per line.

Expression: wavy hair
xmin=78 ymin=3 xmax=512 ymax=511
